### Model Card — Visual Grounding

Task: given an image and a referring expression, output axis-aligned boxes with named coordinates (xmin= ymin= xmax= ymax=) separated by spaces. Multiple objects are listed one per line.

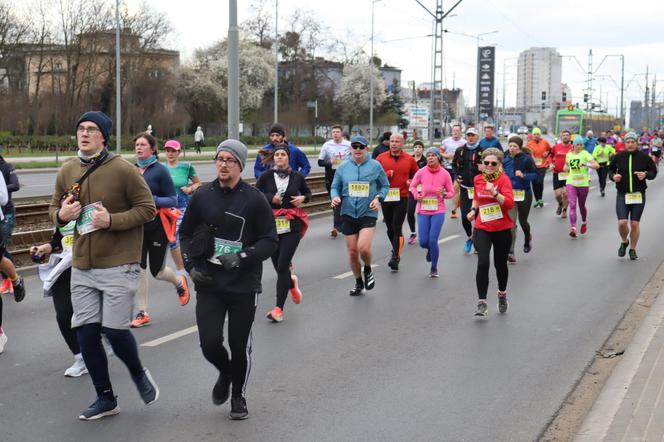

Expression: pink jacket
xmin=409 ymin=165 xmax=454 ymax=215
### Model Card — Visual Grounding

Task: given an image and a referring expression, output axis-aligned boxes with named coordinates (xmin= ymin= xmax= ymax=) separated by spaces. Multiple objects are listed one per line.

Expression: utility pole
xmin=645 ymin=65 xmax=649 ymax=130
xmin=587 ymin=49 xmax=593 ymax=127
xmin=228 ymin=0 xmax=240 ymax=139
xmin=115 ymin=0 xmax=121 ymax=153
xmin=651 ymin=74 xmax=656 ymax=131
xmin=273 ymin=0 xmax=278 ymax=124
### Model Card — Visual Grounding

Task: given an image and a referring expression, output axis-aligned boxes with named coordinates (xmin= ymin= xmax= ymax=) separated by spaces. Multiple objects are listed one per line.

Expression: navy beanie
xmin=77 ymin=111 xmax=112 ymax=144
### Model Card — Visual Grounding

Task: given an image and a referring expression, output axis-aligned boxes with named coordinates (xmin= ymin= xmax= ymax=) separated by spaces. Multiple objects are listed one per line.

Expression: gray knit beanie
xmin=215 ymin=139 xmax=248 ymax=170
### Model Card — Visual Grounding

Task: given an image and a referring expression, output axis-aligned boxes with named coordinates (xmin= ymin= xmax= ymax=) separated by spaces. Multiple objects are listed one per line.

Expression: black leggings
xmin=597 ymin=165 xmax=609 ymax=191
xmin=460 ymin=187 xmax=473 ymax=238
xmin=532 ymin=168 xmax=546 ymax=201
xmin=473 ymin=228 xmax=511 ymax=299
xmin=196 ymin=290 xmax=256 ymax=398
xmin=271 ymin=231 xmax=301 ymax=310
xmin=326 ymin=177 xmax=342 ymax=231
xmin=51 ymin=268 xmax=80 ymax=355
xmin=509 ymin=194 xmax=532 ymax=253
xmin=141 ymin=220 xmax=169 ymax=277
xmin=381 ymin=198 xmax=409 ymax=257
xmin=407 ymin=193 xmax=417 ymax=234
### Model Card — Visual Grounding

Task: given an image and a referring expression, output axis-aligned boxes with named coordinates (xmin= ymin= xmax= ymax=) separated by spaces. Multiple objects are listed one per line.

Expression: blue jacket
xmin=330 ymin=157 xmax=389 ymax=219
xmin=254 ymin=142 xmax=311 ymax=178
xmin=139 ymin=162 xmax=177 ymax=208
xmin=479 ymin=137 xmax=503 ymax=150
xmin=503 ymin=152 xmax=538 ymax=193
xmin=584 ymin=137 xmax=597 ymax=154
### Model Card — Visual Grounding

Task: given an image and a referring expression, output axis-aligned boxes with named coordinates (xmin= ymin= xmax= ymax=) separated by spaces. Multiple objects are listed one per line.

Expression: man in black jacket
xmin=179 ymin=139 xmax=278 ymax=420
xmin=609 ymin=132 xmax=657 ymax=260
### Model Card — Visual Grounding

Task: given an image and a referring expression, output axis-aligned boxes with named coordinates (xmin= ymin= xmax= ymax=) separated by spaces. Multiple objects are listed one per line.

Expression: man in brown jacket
xmin=49 ymin=111 xmax=158 ymax=420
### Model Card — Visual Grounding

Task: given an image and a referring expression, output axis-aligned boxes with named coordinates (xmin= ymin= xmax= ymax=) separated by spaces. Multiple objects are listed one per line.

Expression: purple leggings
xmin=565 ymin=185 xmax=589 ymax=228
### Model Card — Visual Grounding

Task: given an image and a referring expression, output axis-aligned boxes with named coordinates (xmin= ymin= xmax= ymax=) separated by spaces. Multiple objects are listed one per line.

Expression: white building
xmin=516 ymin=47 xmax=562 ymax=112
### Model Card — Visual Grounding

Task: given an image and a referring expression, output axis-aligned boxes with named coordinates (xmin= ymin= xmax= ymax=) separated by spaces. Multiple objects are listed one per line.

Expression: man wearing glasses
xmin=453 ymin=127 xmax=485 ymax=254
xmin=49 ymin=111 xmax=158 ymax=420
xmin=331 ymin=136 xmax=389 ymax=296
xmin=179 ymin=139 xmax=278 ymax=420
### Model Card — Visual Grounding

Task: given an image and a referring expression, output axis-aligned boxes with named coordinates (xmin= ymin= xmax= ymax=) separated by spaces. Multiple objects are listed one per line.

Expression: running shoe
xmin=13 ymin=277 xmax=25 ymax=303
xmin=580 ymin=223 xmax=588 ymax=235
xmin=212 ymin=372 xmax=231 ymax=405
xmin=0 ymin=278 xmax=11 ymax=295
xmin=498 ymin=293 xmax=508 ymax=314
xmin=474 ymin=301 xmax=488 ymax=317
xmin=229 ymin=396 xmax=249 ymax=420
xmin=349 ymin=279 xmax=364 ymax=296
xmin=363 ymin=267 xmax=375 ymax=290
xmin=330 ymin=229 xmax=338 ymax=238
xmin=569 ymin=227 xmax=577 ymax=238
xmin=450 ymin=210 xmax=458 ymax=219
xmin=556 ymin=205 xmax=563 ymax=216
xmin=618 ymin=242 xmax=629 ymax=257
xmin=78 ymin=395 xmax=120 ymax=421
xmin=64 ymin=354 xmax=88 ymax=377
xmin=266 ymin=307 xmax=283 ymax=323
xmin=387 ymin=256 xmax=400 ymax=272
xmin=429 ymin=269 xmax=439 ymax=278
xmin=289 ymin=274 xmax=302 ymax=304
xmin=0 ymin=328 xmax=6 ymax=354
xmin=131 ymin=311 xmax=151 ymax=328
xmin=601 ymin=190 xmax=605 ymax=197
xmin=176 ymin=276 xmax=190 ymax=306
xmin=629 ymin=249 xmax=638 ymax=261
xmin=561 ymin=208 xmax=567 ymax=218
xmin=507 ymin=254 xmax=517 ymax=264
xmin=408 ymin=233 xmax=417 ymax=245
xmin=463 ymin=239 xmax=473 ymax=254
xmin=132 ymin=368 xmax=159 ymax=405
xmin=523 ymin=234 xmax=532 ymax=253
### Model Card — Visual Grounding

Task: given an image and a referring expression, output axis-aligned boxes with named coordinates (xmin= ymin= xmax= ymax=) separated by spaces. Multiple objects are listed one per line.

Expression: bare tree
xmin=242 ymin=0 xmax=273 ymax=49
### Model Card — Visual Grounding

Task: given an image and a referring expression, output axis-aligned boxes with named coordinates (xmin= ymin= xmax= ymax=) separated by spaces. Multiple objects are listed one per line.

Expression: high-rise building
xmin=517 ymin=47 xmax=562 ymax=112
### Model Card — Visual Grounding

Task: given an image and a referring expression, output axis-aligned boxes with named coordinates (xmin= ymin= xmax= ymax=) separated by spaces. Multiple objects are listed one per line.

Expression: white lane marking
xmin=438 ymin=234 xmax=460 ymax=244
xmin=333 ymin=264 xmax=378 ymax=280
xmin=141 ymin=325 xmax=198 ymax=347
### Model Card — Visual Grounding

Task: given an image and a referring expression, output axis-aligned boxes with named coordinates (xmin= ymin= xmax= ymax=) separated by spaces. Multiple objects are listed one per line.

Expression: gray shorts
xmin=71 ymin=264 xmax=142 ymax=329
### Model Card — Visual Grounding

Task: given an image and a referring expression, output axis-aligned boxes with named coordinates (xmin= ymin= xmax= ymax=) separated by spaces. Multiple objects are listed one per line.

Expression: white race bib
xmin=558 ymin=172 xmax=568 ymax=181
xmin=384 ymin=188 xmax=401 ymax=202
xmin=348 ymin=181 xmax=370 ymax=198
xmin=535 ymin=158 xmax=544 ymax=166
xmin=331 ymin=158 xmax=344 ymax=170
xmin=568 ymin=174 xmax=585 ymax=186
xmin=625 ymin=192 xmax=643 ymax=205
xmin=76 ymin=202 xmax=103 ymax=235
xmin=421 ymin=197 xmax=439 ymax=211
xmin=208 ymin=238 xmax=243 ymax=265
xmin=513 ymin=190 xmax=525 ymax=202
xmin=467 ymin=187 xmax=474 ymax=199
xmin=479 ymin=203 xmax=503 ymax=222
xmin=275 ymin=217 xmax=291 ymax=234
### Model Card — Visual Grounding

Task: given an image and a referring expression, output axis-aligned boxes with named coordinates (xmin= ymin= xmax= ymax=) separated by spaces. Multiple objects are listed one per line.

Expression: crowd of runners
xmin=0 ymin=110 xmax=659 ymax=422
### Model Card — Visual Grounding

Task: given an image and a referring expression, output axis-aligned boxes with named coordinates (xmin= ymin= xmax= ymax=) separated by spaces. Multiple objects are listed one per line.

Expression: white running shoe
xmin=0 ymin=328 xmax=7 ymax=354
xmin=64 ymin=354 xmax=88 ymax=377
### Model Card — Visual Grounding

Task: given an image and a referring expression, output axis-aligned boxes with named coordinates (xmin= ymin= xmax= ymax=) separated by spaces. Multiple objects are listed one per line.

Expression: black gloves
xmin=219 ymin=252 xmax=242 ymax=270
xmin=189 ymin=267 xmax=213 ymax=286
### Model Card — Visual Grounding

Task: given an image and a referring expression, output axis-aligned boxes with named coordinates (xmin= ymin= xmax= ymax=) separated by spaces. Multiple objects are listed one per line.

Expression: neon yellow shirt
xmin=565 ymin=150 xmax=594 ymax=187
xmin=592 ymin=144 xmax=615 ymax=164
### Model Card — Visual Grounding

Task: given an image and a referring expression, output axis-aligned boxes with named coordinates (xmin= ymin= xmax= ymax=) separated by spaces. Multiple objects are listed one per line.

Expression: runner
xmin=564 ymin=135 xmax=600 ymax=238
xmin=50 ymin=111 xmax=158 ymax=420
xmin=180 ymin=139 xmax=278 ymax=420
xmin=131 ymin=133 xmax=185 ymax=328
xmin=592 ymin=136 xmax=616 ymax=197
xmin=371 ymin=131 xmax=391 ymax=159
xmin=317 ymin=125 xmax=350 ymax=238
xmin=256 ymin=143 xmax=311 ymax=323
xmin=0 ymin=155 xmax=19 ymax=295
xmin=453 ymin=127 xmax=485 ymax=254
xmin=651 ymin=137 xmax=662 ymax=167
xmin=549 ymin=130 xmax=574 ymax=218
xmin=609 ymin=132 xmax=657 ymax=260
xmin=31 ymin=224 xmax=88 ymax=376
xmin=441 ymin=124 xmax=466 ymax=219
xmin=254 ymin=124 xmax=311 ymax=178
xmin=584 ymin=130 xmax=597 ymax=153
xmin=407 ymin=140 xmax=427 ymax=245
xmin=376 ymin=133 xmax=419 ymax=271
xmin=467 ymin=148 xmax=514 ymax=316
xmin=194 ymin=126 xmax=205 ymax=154
xmin=503 ymin=136 xmax=537 ymax=263
xmin=479 ymin=124 xmax=503 ymax=150
xmin=526 ymin=127 xmax=551 ymax=208
xmin=408 ymin=147 xmax=454 ymax=277
xmin=330 ymin=136 xmax=389 ymax=296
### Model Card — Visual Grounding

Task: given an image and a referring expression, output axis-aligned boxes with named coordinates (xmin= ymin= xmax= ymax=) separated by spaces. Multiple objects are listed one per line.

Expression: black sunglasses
xmin=483 ymin=160 xmax=499 ymax=166
xmin=351 ymin=144 xmax=366 ymax=150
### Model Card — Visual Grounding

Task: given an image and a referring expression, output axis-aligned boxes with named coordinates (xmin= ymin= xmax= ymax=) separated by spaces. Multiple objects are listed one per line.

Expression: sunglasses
xmin=351 ymin=144 xmax=366 ymax=150
xmin=483 ymin=160 xmax=499 ymax=166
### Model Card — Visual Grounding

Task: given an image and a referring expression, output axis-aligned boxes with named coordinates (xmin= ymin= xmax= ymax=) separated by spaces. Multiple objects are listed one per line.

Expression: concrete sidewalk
xmin=575 ymin=287 xmax=664 ymax=441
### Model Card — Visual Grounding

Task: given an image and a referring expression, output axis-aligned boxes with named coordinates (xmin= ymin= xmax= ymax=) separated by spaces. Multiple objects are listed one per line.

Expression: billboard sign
xmin=477 ymin=46 xmax=496 ymax=120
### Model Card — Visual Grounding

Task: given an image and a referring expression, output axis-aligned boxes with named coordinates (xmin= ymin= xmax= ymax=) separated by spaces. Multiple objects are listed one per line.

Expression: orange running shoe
xmin=131 ymin=311 xmax=151 ymax=328
xmin=266 ymin=307 xmax=283 ymax=323
xmin=0 ymin=278 xmax=12 ymax=296
xmin=176 ymin=275 xmax=190 ymax=306
xmin=290 ymin=274 xmax=302 ymax=304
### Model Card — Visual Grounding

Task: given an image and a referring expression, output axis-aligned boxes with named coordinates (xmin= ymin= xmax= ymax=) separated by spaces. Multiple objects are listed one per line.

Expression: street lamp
xmin=370 ymin=0 xmax=382 ymax=145
xmin=115 ymin=0 xmax=121 ymax=153
xmin=228 ymin=0 xmax=240 ymax=139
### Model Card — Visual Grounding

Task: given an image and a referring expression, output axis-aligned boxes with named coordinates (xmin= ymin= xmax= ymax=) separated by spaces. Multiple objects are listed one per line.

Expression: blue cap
xmin=350 ymin=135 xmax=368 ymax=146
xmin=573 ymin=135 xmax=585 ymax=146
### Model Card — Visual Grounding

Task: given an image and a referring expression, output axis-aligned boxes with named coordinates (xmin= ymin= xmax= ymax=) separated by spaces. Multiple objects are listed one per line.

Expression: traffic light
xmin=541 ymin=103 xmax=546 ymax=110
xmin=562 ymin=92 xmax=567 ymax=102
xmin=541 ymin=91 xmax=546 ymax=101
xmin=583 ymin=94 xmax=589 ymax=103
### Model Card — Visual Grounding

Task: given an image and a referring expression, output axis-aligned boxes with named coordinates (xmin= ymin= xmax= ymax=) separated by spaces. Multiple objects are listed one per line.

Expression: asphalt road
xmin=2 ymin=171 xmax=664 ymax=441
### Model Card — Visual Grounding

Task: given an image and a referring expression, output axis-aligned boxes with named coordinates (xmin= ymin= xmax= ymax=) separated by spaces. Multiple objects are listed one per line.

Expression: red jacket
xmin=472 ymin=173 xmax=514 ymax=232
xmin=376 ymin=151 xmax=419 ymax=197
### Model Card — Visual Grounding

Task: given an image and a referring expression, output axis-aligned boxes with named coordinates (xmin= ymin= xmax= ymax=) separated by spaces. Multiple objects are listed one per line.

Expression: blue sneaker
xmin=133 ymin=368 xmax=159 ymax=405
xmin=78 ymin=395 xmax=120 ymax=420
xmin=464 ymin=239 xmax=473 ymax=254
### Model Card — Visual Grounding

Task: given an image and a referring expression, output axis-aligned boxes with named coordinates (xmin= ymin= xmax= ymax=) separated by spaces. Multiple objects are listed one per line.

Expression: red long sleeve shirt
xmin=376 ymin=151 xmax=419 ymax=197
xmin=472 ymin=173 xmax=514 ymax=232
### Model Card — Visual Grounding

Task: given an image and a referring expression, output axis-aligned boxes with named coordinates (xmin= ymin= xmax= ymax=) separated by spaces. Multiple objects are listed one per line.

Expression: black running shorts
xmin=616 ymin=191 xmax=646 ymax=222
xmin=341 ymin=215 xmax=377 ymax=236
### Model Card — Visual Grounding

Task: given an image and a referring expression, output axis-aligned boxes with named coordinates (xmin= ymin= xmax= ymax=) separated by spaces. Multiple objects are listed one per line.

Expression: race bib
xmin=384 ymin=188 xmax=401 ymax=202
xmin=535 ymin=158 xmax=544 ymax=166
xmin=416 ymin=184 xmax=422 ymax=193
xmin=62 ymin=235 xmax=74 ymax=250
xmin=275 ymin=217 xmax=291 ymax=234
xmin=209 ymin=238 xmax=243 ymax=265
xmin=348 ymin=181 xmax=370 ymax=198
xmin=467 ymin=187 xmax=474 ymax=199
xmin=625 ymin=192 xmax=643 ymax=205
xmin=76 ymin=202 xmax=103 ymax=235
xmin=421 ymin=197 xmax=438 ymax=211
xmin=479 ymin=203 xmax=503 ymax=222
xmin=331 ymin=158 xmax=344 ymax=170
xmin=568 ymin=174 xmax=585 ymax=186
xmin=558 ymin=172 xmax=568 ymax=181
xmin=513 ymin=190 xmax=525 ymax=202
